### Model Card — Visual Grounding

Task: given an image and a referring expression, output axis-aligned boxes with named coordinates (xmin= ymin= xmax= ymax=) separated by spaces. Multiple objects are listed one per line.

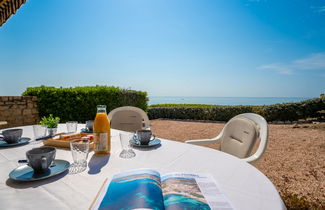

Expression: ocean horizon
xmin=148 ymin=96 xmax=313 ymax=106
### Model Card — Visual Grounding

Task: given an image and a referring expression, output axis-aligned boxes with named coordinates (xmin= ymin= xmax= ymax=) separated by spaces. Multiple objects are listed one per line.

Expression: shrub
xmin=148 ymin=97 xmax=325 ymax=122
xmin=22 ymin=86 xmax=148 ymax=122
xmin=148 ymin=105 xmax=256 ymax=121
xmin=260 ymin=98 xmax=325 ymax=122
xmin=149 ymin=104 xmax=218 ymax=108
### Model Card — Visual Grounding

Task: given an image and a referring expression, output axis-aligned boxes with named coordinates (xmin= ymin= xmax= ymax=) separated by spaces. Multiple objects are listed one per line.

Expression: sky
xmin=0 ymin=0 xmax=324 ymax=97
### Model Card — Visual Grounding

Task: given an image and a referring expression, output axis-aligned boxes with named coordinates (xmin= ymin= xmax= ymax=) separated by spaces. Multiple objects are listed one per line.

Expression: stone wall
xmin=0 ymin=96 xmax=39 ymax=129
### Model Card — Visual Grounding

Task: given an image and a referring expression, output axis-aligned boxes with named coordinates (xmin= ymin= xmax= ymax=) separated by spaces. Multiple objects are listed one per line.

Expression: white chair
xmin=108 ymin=106 xmax=150 ymax=132
xmin=185 ymin=113 xmax=268 ymax=163
xmin=0 ymin=121 xmax=7 ymax=126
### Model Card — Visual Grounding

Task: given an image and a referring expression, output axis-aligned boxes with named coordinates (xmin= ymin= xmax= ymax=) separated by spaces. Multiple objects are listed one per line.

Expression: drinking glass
xmin=33 ymin=125 xmax=47 ymax=139
xmin=119 ymin=133 xmax=136 ymax=158
xmin=70 ymin=138 xmax=89 ymax=173
xmin=66 ymin=121 xmax=78 ymax=133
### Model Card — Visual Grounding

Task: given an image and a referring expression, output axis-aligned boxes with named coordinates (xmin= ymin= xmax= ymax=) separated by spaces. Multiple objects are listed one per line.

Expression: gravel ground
xmin=150 ymin=119 xmax=325 ymax=207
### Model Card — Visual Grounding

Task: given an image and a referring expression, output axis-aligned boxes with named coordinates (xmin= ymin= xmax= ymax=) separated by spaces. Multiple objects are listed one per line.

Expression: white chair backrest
xmin=226 ymin=113 xmax=268 ymax=162
xmin=220 ymin=117 xmax=258 ymax=158
xmin=108 ymin=106 xmax=150 ymax=132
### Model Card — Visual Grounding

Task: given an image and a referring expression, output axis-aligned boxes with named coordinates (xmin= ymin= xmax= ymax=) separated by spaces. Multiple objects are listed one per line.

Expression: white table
xmin=0 ymin=124 xmax=286 ymax=210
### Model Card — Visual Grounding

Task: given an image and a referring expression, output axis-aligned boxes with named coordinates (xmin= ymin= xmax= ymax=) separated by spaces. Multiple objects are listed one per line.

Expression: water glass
xmin=119 ymin=132 xmax=136 ymax=158
xmin=33 ymin=125 xmax=47 ymax=139
xmin=66 ymin=121 xmax=78 ymax=133
xmin=70 ymin=138 xmax=89 ymax=172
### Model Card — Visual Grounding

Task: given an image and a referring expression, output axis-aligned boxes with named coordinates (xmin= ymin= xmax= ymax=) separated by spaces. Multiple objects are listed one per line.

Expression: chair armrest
xmin=185 ymin=136 xmax=221 ymax=146
xmin=241 ymin=154 xmax=260 ymax=163
xmin=0 ymin=121 xmax=7 ymax=126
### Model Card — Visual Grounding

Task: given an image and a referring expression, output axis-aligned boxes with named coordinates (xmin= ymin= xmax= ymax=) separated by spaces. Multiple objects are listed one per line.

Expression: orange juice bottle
xmin=93 ymin=105 xmax=111 ymax=154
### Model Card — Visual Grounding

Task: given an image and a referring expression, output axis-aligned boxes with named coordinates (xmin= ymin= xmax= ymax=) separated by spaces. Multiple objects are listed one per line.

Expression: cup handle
xmin=41 ymin=156 xmax=47 ymax=170
xmin=150 ymin=134 xmax=156 ymax=141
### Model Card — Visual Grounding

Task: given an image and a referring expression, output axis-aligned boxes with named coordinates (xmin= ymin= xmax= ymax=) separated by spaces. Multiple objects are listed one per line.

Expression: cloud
xmin=258 ymin=52 xmax=325 ymax=75
xmin=259 ymin=63 xmax=294 ymax=75
xmin=292 ymin=53 xmax=325 ymax=70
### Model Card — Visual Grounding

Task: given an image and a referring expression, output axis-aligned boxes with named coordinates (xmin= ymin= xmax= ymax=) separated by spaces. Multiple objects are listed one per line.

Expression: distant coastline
xmin=148 ymin=96 xmax=312 ymax=106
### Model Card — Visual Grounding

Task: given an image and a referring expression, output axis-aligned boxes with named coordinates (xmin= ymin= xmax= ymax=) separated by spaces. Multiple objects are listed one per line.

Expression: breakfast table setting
xmin=0 ymin=122 xmax=286 ymax=210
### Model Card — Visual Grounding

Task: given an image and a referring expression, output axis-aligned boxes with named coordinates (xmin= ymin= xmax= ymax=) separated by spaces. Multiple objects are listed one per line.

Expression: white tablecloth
xmin=0 ymin=124 xmax=286 ymax=210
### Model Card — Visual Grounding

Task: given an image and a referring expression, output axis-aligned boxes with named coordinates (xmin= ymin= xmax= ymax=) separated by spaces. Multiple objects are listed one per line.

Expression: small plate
xmin=0 ymin=138 xmax=30 ymax=147
xmin=80 ymin=128 xmax=93 ymax=133
xmin=130 ymin=137 xmax=161 ymax=147
xmin=9 ymin=159 xmax=70 ymax=182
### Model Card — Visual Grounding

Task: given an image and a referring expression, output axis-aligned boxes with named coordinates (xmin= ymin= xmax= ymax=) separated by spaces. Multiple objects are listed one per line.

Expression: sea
xmin=148 ymin=96 xmax=312 ymax=106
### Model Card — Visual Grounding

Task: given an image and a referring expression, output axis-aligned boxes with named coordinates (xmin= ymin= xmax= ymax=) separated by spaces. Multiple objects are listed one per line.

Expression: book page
xmin=161 ymin=173 xmax=234 ymax=210
xmin=91 ymin=169 xmax=164 ymax=210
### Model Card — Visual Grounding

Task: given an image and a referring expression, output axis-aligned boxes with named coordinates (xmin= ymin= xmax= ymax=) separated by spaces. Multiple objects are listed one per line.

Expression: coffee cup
xmin=136 ymin=130 xmax=155 ymax=145
xmin=0 ymin=129 xmax=23 ymax=144
xmin=26 ymin=146 xmax=56 ymax=173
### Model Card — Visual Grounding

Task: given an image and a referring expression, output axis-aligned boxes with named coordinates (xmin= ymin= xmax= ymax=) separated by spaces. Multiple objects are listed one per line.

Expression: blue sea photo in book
xmin=98 ymin=169 xmax=164 ymax=210
xmin=162 ymin=174 xmax=210 ymax=210
xmin=93 ymin=169 xmax=234 ymax=210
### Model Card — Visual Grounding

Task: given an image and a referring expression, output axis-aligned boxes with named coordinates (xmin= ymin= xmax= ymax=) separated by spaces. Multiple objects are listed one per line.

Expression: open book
xmin=90 ymin=169 xmax=235 ymax=210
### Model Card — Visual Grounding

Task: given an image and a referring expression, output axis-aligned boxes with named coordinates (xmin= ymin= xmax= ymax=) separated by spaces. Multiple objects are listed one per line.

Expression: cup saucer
xmin=80 ymin=128 xmax=92 ymax=133
xmin=0 ymin=138 xmax=30 ymax=147
xmin=9 ymin=159 xmax=70 ymax=182
xmin=130 ymin=136 xmax=161 ymax=147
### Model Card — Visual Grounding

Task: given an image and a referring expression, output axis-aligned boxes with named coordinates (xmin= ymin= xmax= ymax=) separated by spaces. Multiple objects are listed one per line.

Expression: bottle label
xmin=94 ymin=132 xmax=108 ymax=152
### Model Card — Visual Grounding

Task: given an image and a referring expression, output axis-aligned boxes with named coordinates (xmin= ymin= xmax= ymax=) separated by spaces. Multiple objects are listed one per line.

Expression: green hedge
xmin=260 ymin=98 xmax=325 ymax=121
xmin=22 ymin=86 xmax=148 ymax=123
xmin=148 ymin=106 xmax=255 ymax=121
xmin=148 ymin=97 xmax=325 ymax=122
xmin=149 ymin=104 xmax=218 ymax=108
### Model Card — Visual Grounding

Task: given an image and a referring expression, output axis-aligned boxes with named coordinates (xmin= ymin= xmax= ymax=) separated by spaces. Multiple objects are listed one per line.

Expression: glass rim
xmin=119 ymin=132 xmax=134 ymax=136
xmin=33 ymin=124 xmax=46 ymax=127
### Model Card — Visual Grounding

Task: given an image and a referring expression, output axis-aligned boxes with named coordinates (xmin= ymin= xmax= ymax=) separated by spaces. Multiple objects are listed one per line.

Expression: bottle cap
xmin=97 ymin=105 xmax=107 ymax=108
